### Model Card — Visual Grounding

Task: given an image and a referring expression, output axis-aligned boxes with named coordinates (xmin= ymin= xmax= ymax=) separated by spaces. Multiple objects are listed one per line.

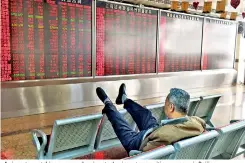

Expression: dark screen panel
xmin=202 ymin=18 xmax=236 ymax=70
xmin=6 ymin=0 xmax=92 ymax=80
xmin=96 ymin=1 xmax=157 ymax=76
xmin=159 ymin=12 xmax=203 ymax=72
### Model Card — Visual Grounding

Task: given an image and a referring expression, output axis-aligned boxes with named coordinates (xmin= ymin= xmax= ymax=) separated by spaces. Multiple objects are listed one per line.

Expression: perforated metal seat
xmin=124 ymin=145 xmax=175 ymax=160
xmin=171 ymin=130 xmax=220 ymax=159
xmin=94 ymin=109 xmax=136 ymax=151
xmin=32 ymin=114 xmax=103 ymax=159
xmin=193 ymin=94 xmax=222 ymax=127
xmin=207 ymin=120 xmax=245 ymax=159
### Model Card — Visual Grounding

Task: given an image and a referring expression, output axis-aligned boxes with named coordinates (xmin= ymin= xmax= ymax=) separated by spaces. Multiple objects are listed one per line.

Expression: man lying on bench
xmin=96 ymin=84 xmax=206 ymax=154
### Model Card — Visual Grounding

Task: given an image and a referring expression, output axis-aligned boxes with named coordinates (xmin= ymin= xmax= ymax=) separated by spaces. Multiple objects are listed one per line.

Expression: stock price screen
xmin=159 ymin=12 xmax=203 ymax=72
xmin=1 ymin=0 xmax=12 ymax=81
xmin=96 ymin=1 xmax=157 ymax=76
xmin=202 ymin=18 xmax=236 ymax=70
xmin=2 ymin=0 xmax=92 ymax=81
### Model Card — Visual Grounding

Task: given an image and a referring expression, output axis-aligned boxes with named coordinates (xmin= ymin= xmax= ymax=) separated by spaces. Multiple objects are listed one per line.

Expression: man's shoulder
xmin=153 ymin=116 xmax=205 ymax=135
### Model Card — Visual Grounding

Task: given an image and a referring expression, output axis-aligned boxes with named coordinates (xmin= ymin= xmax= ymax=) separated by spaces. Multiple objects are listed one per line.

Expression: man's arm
xmin=142 ymin=141 xmax=165 ymax=152
xmin=140 ymin=126 xmax=172 ymax=152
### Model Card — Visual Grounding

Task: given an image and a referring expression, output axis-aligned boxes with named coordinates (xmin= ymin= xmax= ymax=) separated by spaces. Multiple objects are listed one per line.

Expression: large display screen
xmin=96 ymin=1 xmax=157 ymax=76
xmin=1 ymin=0 xmax=237 ymax=82
xmin=2 ymin=0 xmax=92 ymax=81
xmin=159 ymin=12 xmax=203 ymax=72
xmin=202 ymin=18 xmax=236 ymax=70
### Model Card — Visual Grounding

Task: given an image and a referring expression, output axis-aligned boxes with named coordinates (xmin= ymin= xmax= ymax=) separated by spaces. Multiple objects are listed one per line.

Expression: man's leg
xmin=124 ymin=99 xmax=158 ymax=131
xmin=96 ymin=87 xmax=146 ymax=153
xmin=103 ymin=102 xmax=147 ymax=153
xmin=116 ymin=84 xmax=158 ymax=131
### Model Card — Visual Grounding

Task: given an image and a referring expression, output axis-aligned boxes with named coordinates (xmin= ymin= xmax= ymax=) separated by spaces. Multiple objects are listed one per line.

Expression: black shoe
xmin=96 ymin=87 xmax=109 ymax=104
xmin=116 ymin=83 xmax=127 ymax=105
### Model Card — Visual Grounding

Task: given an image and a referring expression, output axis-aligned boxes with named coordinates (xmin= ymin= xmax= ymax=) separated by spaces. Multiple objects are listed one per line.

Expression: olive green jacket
xmin=139 ymin=116 xmax=206 ymax=152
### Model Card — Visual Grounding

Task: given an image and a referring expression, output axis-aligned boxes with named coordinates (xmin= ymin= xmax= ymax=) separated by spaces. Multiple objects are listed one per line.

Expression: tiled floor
xmin=1 ymin=85 xmax=245 ymax=159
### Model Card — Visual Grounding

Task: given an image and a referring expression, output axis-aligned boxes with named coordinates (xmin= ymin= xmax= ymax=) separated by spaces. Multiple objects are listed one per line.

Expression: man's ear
xmin=170 ymin=103 xmax=175 ymax=112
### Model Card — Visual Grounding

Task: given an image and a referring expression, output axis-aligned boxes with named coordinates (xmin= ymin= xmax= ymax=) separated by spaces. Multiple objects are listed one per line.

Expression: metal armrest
xmin=126 ymin=145 xmax=175 ymax=159
xmin=129 ymin=150 xmax=142 ymax=156
xmin=31 ymin=129 xmax=47 ymax=159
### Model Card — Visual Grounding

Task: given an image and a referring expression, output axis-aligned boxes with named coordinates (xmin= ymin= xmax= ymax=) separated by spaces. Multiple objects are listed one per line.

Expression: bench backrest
xmin=187 ymin=97 xmax=201 ymax=116
xmin=145 ymin=103 xmax=165 ymax=123
xmin=145 ymin=98 xmax=202 ymax=123
xmin=193 ymin=95 xmax=221 ymax=123
xmin=94 ymin=109 xmax=136 ymax=151
xmin=208 ymin=120 xmax=245 ymax=159
xmin=172 ymin=130 xmax=220 ymax=159
xmin=240 ymin=132 xmax=245 ymax=147
xmin=125 ymin=145 xmax=175 ymax=160
xmin=46 ymin=114 xmax=102 ymax=159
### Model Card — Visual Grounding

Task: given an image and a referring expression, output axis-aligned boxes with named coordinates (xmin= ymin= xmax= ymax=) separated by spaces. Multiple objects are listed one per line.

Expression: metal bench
xmin=207 ymin=120 xmax=245 ymax=159
xmin=30 ymin=94 xmax=222 ymax=159
xmin=32 ymin=114 xmax=103 ymax=159
xmin=171 ymin=130 xmax=220 ymax=159
xmin=192 ymin=94 xmax=222 ymax=127
xmin=94 ymin=109 xmax=136 ymax=151
xmin=124 ymin=145 xmax=175 ymax=160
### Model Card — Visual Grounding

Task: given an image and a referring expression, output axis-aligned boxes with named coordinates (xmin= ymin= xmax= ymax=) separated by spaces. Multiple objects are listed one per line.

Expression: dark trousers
xmin=104 ymin=99 xmax=158 ymax=153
